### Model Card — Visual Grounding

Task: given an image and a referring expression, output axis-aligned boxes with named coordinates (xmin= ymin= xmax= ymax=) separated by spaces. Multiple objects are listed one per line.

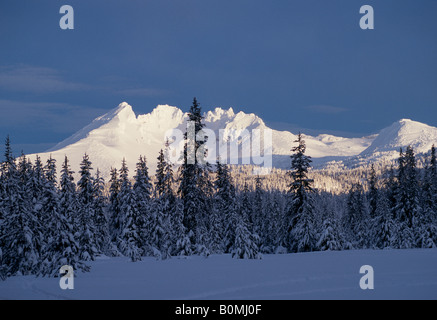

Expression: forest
xmin=1 ymin=99 xmax=436 ymax=279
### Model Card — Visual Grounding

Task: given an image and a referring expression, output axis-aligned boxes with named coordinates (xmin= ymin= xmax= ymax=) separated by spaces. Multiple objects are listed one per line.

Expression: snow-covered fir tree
xmin=253 ymin=176 xmax=264 ymax=240
xmin=108 ymin=167 xmax=121 ymax=252
xmin=415 ymin=146 xmax=437 ymax=248
xmin=40 ymin=156 xmax=60 ymax=252
xmin=76 ymin=154 xmax=98 ymax=261
xmin=133 ymin=156 xmax=152 ymax=254
xmin=93 ymin=169 xmax=109 ymax=254
xmin=371 ymin=188 xmax=397 ymax=249
xmin=149 ymin=199 xmax=171 ymax=259
xmin=232 ymin=204 xmax=261 ymax=260
xmin=0 ymin=156 xmax=39 ymax=276
xmin=344 ymin=183 xmax=369 ymax=249
xmin=172 ymin=199 xmax=193 ymax=257
xmin=394 ymin=147 xmax=418 ymax=248
xmin=19 ymin=155 xmax=46 ymax=258
xmin=118 ymin=159 xmax=142 ymax=262
xmin=195 ymin=161 xmax=214 ymax=255
xmin=178 ymin=98 xmax=208 ymax=250
xmin=153 ymin=149 xmax=178 ymax=258
xmin=368 ymin=164 xmax=378 ymax=219
xmin=39 ymin=156 xmax=89 ymax=276
xmin=317 ymin=196 xmax=343 ymax=251
xmin=386 ymin=165 xmax=398 ymax=226
xmin=28 ymin=155 xmax=46 ymax=255
xmin=287 ymin=133 xmax=317 ymax=253
xmin=261 ymin=192 xmax=284 ymax=253
xmin=155 ymin=148 xmax=174 ymax=200
xmin=215 ymin=161 xmax=238 ymax=253
xmin=396 ymin=147 xmax=420 ymax=227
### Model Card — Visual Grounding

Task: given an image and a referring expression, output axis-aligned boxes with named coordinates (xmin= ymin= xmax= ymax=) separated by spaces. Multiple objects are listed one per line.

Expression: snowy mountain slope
xmin=360 ymin=119 xmax=437 ymax=157
xmin=32 ymin=103 xmax=188 ymax=178
xmin=27 ymin=102 xmax=437 ymax=179
xmin=330 ymin=119 xmax=437 ymax=169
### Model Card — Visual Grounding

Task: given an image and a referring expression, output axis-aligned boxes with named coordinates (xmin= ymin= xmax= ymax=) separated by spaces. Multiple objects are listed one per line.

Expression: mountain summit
xmin=360 ymin=119 xmax=437 ymax=156
xmin=29 ymin=102 xmax=437 ymax=179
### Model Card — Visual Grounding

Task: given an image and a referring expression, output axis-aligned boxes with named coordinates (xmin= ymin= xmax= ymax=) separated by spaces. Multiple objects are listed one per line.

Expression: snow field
xmin=1 ymin=249 xmax=436 ymax=300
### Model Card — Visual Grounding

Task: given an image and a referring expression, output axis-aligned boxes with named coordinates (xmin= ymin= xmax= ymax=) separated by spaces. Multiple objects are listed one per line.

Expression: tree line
xmin=1 ymin=98 xmax=436 ymax=279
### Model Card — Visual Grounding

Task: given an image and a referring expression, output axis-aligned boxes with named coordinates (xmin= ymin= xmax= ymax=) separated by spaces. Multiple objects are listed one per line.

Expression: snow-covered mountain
xmin=359 ymin=119 xmax=437 ymax=158
xmin=28 ymin=102 xmax=437 ymax=179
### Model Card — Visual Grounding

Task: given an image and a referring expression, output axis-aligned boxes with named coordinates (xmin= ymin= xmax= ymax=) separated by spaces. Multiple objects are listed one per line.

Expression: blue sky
xmin=1 ymin=0 xmax=437 ymax=155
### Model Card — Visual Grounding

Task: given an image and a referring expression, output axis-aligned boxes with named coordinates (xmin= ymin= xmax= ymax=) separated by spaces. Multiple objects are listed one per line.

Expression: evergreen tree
xmin=172 ymin=199 xmax=192 ymax=257
xmin=317 ymin=216 xmax=343 ymax=251
xmin=394 ymin=147 xmax=418 ymax=248
xmin=215 ymin=161 xmax=237 ymax=253
xmin=260 ymin=193 xmax=281 ymax=253
xmin=76 ymin=154 xmax=98 ymax=261
xmin=133 ymin=156 xmax=152 ymax=201
xmin=208 ymin=203 xmax=224 ymax=254
xmin=118 ymin=159 xmax=142 ymax=261
xmin=3 ymin=135 xmax=13 ymax=168
xmin=368 ymin=164 xmax=378 ymax=219
xmin=0 ymin=158 xmax=39 ymax=276
xmin=17 ymin=155 xmax=45 ymax=257
xmin=93 ymin=169 xmax=109 ymax=254
xmin=41 ymin=156 xmax=60 ymax=248
xmin=396 ymin=146 xmax=420 ymax=227
xmin=28 ymin=156 xmax=46 ymax=247
xmin=156 ymin=146 xmax=183 ymax=256
xmin=287 ymin=133 xmax=317 ymax=252
xmin=253 ymin=176 xmax=264 ymax=238
xmin=149 ymin=199 xmax=171 ymax=259
xmin=372 ymin=188 xmax=397 ymax=249
xmin=428 ymin=146 xmax=436 ymax=211
xmin=155 ymin=148 xmax=174 ymax=201
xmin=108 ymin=167 xmax=122 ymax=249
xmin=232 ymin=206 xmax=261 ymax=259
xmin=196 ymin=162 xmax=214 ymax=254
xmin=386 ymin=165 xmax=398 ymax=223
xmin=178 ymin=97 xmax=208 ymax=250
xmin=133 ymin=156 xmax=152 ymax=253
xmin=271 ymin=193 xmax=288 ymax=252
xmin=39 ymin=157 xmax=89 ymax=276
xmin=416 ymin=146 xmax=437 ymax=248
xmin=344 ymin=183 xmax=369 ymax=249
xmin=317 ymin=198 xmax=343 ymax=251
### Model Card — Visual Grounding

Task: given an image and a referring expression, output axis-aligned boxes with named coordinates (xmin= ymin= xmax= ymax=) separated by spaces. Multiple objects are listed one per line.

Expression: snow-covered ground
xmin=1 ymin=249 xmax=436 ymax=300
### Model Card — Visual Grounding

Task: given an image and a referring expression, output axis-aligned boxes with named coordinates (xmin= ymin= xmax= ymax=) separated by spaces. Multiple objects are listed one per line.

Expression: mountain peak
xmin=360 ymin=118 xmax=437 ymax=156
xmin=95 ymin=102 xmax=135 ymax=122
xmin=206 ymin=107 xmax=235 ymax=121
xmin=39 ymin=102 xmax=437 ymax=180
xmin=117 ymin=101 xmax=132 ymax=112
xmin=113 ymin=102 xmax=135 ymax=120
xmin=151 ymin=104 xmax=183 ymax=117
